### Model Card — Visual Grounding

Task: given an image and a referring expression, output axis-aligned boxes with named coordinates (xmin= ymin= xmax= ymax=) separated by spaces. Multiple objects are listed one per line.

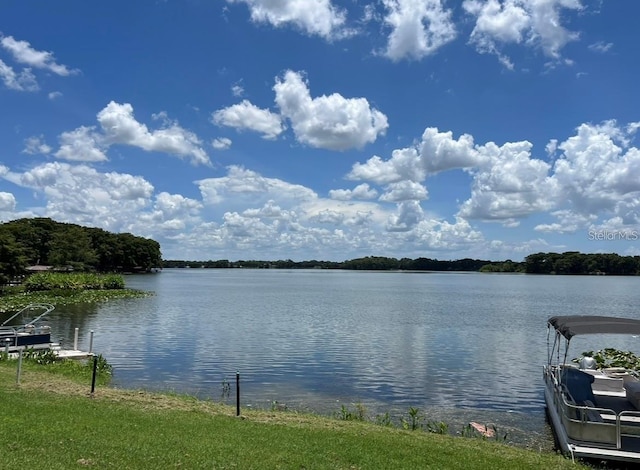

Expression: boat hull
xmin=1 ymin=332 xmax=52 ymax=353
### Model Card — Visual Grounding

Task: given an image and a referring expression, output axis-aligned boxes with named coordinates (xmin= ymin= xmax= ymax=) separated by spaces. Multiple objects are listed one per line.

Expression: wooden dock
xmin=56 ymin=349 xmax=93 ymax=359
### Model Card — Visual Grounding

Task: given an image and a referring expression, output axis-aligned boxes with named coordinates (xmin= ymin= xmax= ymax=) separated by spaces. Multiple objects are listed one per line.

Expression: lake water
xmin=43 ymin=269 xmax=640 ymax=449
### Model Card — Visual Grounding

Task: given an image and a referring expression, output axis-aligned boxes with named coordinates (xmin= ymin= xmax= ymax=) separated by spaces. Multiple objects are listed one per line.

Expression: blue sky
xmin=1 ymin=0 xmax=639 ymax=262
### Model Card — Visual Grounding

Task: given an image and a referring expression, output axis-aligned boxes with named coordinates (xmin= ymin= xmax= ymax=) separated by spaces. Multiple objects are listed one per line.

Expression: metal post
xmin=90 ymin=354 xmax=98 ymax=396
xmin=236 ymin=371 xmax=240 ymax=416
xmin=16 ymin=349 xmax=23 ymax=385
xmin=74 ymin=327 xmax=79 ymax=350
xmin=4 ymin=338 xmax=10 ymax=355
xmin=89 ymin=330 xmax=94 ymax=353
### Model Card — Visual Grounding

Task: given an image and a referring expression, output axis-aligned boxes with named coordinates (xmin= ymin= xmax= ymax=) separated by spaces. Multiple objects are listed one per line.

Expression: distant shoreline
xmin=163 ymin=251 xmax=640 ymax=276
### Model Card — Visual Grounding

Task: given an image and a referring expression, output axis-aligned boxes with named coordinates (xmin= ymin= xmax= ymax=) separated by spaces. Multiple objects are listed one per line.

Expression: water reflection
xmin=43 ymin=270 xmax=640 ymax=448
xmin=46 ymin=303 xmax=101 ymax=347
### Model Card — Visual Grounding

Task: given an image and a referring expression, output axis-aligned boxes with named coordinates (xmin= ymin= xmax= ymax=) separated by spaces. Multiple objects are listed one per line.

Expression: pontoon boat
xmin=0 ymin=303 xmax=55 ymax=353
xmin=544 ymin=315 xmax=640 ymax=463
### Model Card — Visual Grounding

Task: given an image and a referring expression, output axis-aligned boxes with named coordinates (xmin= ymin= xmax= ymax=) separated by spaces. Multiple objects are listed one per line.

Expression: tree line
xmin=522 ymin=252 xmax=640 ymax=275
xmin=163 ymin=256 xmax=493 ymax=271
xmin=0 ymin=218 xmax=162 ymax=279
xmin=480 ymin=252 xmax=640 ymax=275
xmin=165 ymin=253 xmax=640 ymax=275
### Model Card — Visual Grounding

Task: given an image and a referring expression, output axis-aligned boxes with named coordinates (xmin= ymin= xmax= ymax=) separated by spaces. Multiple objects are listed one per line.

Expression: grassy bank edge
xmin=0 ymin=363 xmax=583 ymax=469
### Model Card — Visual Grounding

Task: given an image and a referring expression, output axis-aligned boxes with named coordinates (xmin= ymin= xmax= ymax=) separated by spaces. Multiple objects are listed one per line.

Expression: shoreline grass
xmin=0 ymin=361 xmax=584 ymax=469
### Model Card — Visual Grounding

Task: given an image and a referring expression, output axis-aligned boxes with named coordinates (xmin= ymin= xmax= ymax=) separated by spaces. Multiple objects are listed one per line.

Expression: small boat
xmin=544 ymin=315 xmax=640 ymax=464
xmin=0 ymin=303 xmax=55 ymax=353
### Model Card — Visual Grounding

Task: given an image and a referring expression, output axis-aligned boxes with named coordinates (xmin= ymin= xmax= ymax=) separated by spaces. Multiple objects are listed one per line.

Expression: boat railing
xmin=617 ymin=411 xmax=640 ymax=449
xmin=0 ymin=324 xmax=52 ymax=335
xmin=0 ymin=303 xmax=55 ymax=328
xmin=556 ymin=387 xmax=618 ymax=446
xmin=546 ymin=366 xmax=640 ymax=449
xmin=0 ymin=325 xmax=18 ymax=338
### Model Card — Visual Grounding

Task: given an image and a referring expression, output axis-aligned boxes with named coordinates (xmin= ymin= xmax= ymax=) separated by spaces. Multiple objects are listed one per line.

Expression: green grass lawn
xmin=0 ymin=362 xmax=583 ymax=469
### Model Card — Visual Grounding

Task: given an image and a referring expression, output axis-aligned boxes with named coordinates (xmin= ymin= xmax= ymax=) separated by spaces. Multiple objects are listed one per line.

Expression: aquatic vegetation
xmin=271 ymin=401 xmax=288 ymax=411
xmin=425 ymin=420 xmax=449 ymax=434
xmin=575 ymin=348 xmax=640 ymax=372
xmin=0 ymin=288 xmax=151 ymax=313
xmin=402 ymin=406 xmax=424 ymax=431
xmin=336 ymin=403 xmax=367 ymax=421
xmin=375 ymin=412 xmax=392 ymax=427
xmin=24 ymin=272 xmax=125 ymax=291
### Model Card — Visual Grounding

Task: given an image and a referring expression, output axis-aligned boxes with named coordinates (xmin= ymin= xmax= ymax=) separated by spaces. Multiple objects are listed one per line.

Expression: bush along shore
xmin=0 ymin=354 xmax=585 ymax=470
xmin=0 ymin=272 xmax=151 ymax=313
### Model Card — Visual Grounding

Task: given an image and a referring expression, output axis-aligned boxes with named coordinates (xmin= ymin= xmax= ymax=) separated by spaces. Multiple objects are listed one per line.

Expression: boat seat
xmin=580 ymin=368 xmax=625 ymax=393
xmin=560 ymin=385 xmax=604 ymax=422
xmin=562 ymin=367 xmax=597 ymax=407
xmin=582 ymin=400 xmax=604 ymax=423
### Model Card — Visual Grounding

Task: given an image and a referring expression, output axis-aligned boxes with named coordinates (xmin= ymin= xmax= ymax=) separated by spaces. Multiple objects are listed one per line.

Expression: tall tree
xmin=48 ymin=225 xmax=98 ymax=269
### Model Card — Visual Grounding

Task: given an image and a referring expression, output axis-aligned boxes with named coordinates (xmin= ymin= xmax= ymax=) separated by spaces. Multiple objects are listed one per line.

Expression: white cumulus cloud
xmin=212 ymin=100 xmax=284 ymax=140
xmin=329 ymin=183 xmax=378 ymax=201
xmin=212 ymin=137 xmax=233 ymax=150
xmin=0 ymin=192 xmax=16 ymax=211
xmin=349 ymin=120 xmax=640 ymax=235
xmin=55 ymin=126 xmax=107 ymax=162
xmin=274 ymin=70 xmax=388 ymax=150
xmin=463 ymin=0 xmax=583 ymax=67
xmin=16 ymin=162 xmax=154 ymax=231
xmin=381 ymin=0 xmax=457 ymax=61
xmin=227 ymin=0 xmax=347 ymax=39
xmin=213 ymin=71 xmax=388 ymax=151
xmin=386 ymin=200 xmax=425 ymax=231
xmin=197 ymin=165 xmax=317 ymax=207
xmin=379 ymin=180 xmax=429 ymax=202
xmin=53 ymin=102 xmax=211 ymax=165
xmin=0 ymin=35 xmax=78 ymax=76
xmin=550 ymin=121 xmax=640 ymax=221
xmin=458 ymin=140 xmax=556 ymax=221
xmin=0 ymin=58 xmax=37 ymax=91
xmin=350 ymin=126 xmax=557 ymax=224
xmin=97 ymin=102 xmax=210 ymax=166
xmin=348 ymin=127 xmax=482 ymax=185
xmin=23 ymin=135 xmax=52 ymax=155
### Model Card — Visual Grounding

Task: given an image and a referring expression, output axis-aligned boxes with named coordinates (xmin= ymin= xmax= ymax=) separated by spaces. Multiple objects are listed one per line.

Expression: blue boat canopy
xmin=548 ymin=315 xmax=640 ymax=340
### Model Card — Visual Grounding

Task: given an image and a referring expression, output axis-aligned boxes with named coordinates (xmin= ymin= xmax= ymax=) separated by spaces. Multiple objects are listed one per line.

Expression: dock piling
xmin=16 ymin=349 xmax=23 ymax=385
xmin=90 ymin=354 xmax=98 ymax=396
xmin=236 ymin=371 xmax=240 ymax=416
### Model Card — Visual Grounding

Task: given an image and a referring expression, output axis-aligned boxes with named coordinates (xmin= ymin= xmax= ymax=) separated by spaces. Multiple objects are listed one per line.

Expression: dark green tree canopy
xmin=0 ymin=218 xmax=162 ymax=275
xmin=523 ymin=252 xmax=640 ymax=275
